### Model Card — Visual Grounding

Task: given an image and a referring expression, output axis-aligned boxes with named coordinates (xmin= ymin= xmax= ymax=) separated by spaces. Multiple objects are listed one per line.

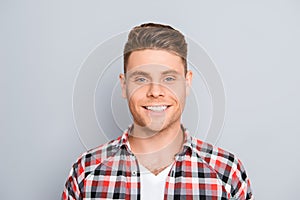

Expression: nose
xmin=146 ymin=82 xmax=165 ymax=98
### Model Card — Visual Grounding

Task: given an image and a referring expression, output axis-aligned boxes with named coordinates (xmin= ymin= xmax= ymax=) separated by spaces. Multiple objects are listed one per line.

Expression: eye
xmin=134 ymin=77 xmax=148 ymax=83
xmin=164 ymin=76 xmax=176 ymax=82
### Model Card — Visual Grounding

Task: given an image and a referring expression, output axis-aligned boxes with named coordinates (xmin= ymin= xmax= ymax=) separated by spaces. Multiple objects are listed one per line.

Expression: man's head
xmin=120 ymin=23 xmax=192 ymax=134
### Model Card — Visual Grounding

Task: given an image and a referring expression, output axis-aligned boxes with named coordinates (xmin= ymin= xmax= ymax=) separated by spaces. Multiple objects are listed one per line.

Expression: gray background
xmin=1 ymin=0 xmax=299 ymax=199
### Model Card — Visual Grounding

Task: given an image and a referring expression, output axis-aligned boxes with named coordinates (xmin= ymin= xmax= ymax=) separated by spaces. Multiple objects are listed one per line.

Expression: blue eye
xmin=135 ymin=77 xmax=147 ymax=82
xmin=164 ymin=77 xmax=175 ymax=82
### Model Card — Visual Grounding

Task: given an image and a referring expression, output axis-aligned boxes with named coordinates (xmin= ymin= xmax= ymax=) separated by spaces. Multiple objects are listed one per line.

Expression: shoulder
xmin=71 ymin=136 xmax=122 ymax=182
xmin=190 ymin=136 xmax=238 ymax=169
xmin=191 ymin=136 xmax=244 ymax=179
xmin=62 ymin=136 xmax=124 ymax=199
xmin=190 ymin=136 xmax=253 ymax=198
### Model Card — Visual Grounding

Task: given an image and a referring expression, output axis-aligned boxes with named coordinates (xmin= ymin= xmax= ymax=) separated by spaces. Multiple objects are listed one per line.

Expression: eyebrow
xmin=127 ymin=71 xmax=151 ymax=78
xmin=161 ymin=70 xmax=180 ymax=75
xmin=127 ymin=69 xmax=180 ymax=77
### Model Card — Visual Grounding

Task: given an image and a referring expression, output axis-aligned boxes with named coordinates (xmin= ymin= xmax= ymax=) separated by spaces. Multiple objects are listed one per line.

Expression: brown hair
xmin=123 ymin=23 xmax=188 ymax=74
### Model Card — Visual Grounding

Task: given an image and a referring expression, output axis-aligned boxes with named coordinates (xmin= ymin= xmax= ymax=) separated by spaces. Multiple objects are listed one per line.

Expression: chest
xmin=81 ymin=158 xmax=230 ymax=199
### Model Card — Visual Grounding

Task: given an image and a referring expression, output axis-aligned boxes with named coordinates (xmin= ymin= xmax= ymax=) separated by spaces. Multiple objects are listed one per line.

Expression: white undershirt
xmin=127 ymin=141 xmax=172 ymax=200
xmin=139 ymin=163 xmax=172 ymax=200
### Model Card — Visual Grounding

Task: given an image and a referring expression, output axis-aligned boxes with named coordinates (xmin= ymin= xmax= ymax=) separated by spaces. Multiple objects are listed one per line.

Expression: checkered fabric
xmin=62 ymin=127 xmax=254 ymax=199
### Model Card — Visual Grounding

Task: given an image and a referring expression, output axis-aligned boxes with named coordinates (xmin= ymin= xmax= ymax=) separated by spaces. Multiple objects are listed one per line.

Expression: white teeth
xmin=145 ymin=105 xmax=167 ymax=112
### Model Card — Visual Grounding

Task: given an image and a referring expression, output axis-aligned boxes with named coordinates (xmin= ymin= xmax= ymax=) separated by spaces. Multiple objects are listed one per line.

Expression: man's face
xmin=120 ymin=49 xmax=192 ymax=134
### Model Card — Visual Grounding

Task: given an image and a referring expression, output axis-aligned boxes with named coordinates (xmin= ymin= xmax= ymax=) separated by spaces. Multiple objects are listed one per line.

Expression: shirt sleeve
xmin=62 ymin=164 xmax=82 ymax=200
xmin=231 ymin=159 xmax=254 ymax=200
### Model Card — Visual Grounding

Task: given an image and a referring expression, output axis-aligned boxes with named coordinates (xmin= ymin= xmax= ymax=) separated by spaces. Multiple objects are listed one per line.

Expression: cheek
xmin=126 ymin=85 xmax=147 ymax=101
xmin=166 ymin=84 xmax=186 ymax=100
xmin=128 ymin=90 xmax=144 ymax=109
xmin=126 ymin=83 xmax=140 ymax=97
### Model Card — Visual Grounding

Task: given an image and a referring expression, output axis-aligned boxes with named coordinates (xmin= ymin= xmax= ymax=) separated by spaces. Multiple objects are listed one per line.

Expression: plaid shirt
xmin=62 ymin=127 xmax=253 ymax=199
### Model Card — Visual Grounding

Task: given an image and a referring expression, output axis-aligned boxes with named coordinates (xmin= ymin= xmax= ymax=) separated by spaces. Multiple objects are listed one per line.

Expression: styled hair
xmin=123 ymin=23 xmax=187 ymax=74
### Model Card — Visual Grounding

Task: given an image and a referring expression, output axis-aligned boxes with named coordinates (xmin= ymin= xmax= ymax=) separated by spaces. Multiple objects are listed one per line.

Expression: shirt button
xmin=132 ymin=171 xmax=137 ymax=176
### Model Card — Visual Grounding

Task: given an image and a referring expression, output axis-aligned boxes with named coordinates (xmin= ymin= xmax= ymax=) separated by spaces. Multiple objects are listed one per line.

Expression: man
xmin=62 ymin=23 xmax=254 ymax=199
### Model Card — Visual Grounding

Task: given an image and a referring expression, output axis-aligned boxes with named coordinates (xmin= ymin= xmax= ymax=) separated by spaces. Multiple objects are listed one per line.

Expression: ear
xmin=119 ymin=73 xmax=127 ymax=98
xmin=185 ymin=70 xmax=193 ymax=96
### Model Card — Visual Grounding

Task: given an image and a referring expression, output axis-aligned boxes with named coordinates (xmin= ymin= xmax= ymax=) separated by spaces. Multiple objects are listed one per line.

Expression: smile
xmin=143 ymin=105 xmax=170 ymax=112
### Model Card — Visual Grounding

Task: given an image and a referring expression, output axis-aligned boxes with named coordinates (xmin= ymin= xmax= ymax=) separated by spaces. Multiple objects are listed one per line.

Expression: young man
xmin=62 ymin=23 xmax=254 ymax=199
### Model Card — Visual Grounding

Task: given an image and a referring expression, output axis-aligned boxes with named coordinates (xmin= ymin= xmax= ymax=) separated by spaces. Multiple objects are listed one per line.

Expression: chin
xmin=134 ymin=121 xmax=165 ymax=135
xmin=144 ymin=121 xmax=171 ymax=133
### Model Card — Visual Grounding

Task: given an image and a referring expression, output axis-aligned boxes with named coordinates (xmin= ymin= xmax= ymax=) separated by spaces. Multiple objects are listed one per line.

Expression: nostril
xmin=146 ymin=84 xmax=165 ymax=97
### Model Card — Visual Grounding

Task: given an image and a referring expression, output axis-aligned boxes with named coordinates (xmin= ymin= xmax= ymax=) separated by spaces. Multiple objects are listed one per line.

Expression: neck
xmin=128 ymin=122 xmax=184 ymax=175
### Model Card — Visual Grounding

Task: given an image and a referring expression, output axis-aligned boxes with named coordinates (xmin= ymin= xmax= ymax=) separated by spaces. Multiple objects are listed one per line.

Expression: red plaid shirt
xmin=62 ymin=127 xmax=253 ymax=199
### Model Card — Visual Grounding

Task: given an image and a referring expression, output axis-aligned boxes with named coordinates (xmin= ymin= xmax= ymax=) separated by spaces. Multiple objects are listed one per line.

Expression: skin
xmin=119 ymin=49 xmax=193 ymax=175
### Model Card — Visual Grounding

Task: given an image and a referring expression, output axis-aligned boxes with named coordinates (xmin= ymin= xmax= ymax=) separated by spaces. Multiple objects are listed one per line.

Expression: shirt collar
xmin=116 ymin=125 xmax=134 ymax=154
xmin=116 ymin=124 xmax=196 ymax=156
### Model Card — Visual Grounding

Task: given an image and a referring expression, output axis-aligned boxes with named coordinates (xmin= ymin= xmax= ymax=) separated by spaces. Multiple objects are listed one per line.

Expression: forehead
xmin=126 ymin=49 xmax=185 ymax=75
